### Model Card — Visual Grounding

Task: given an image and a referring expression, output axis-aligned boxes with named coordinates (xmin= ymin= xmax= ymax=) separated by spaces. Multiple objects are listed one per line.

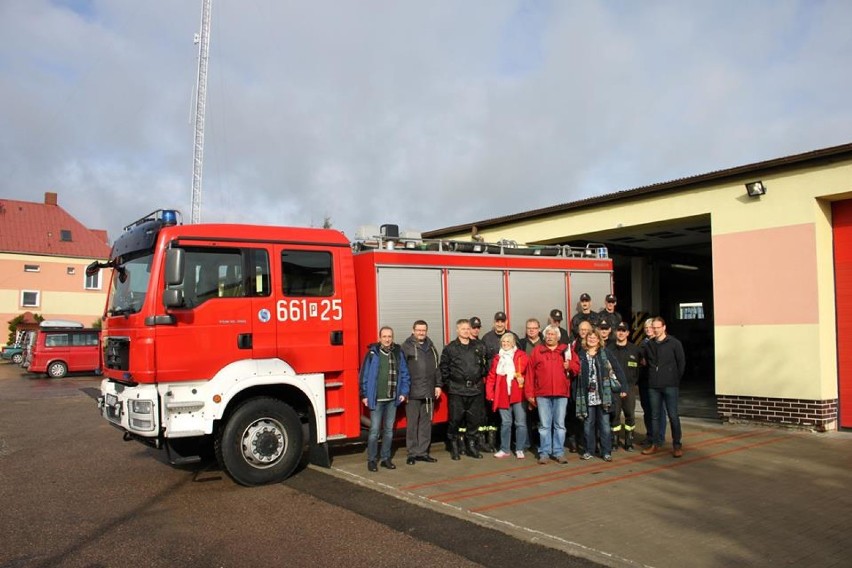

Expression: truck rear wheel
xmin=215 ymin=397 xmax=303 ymax=486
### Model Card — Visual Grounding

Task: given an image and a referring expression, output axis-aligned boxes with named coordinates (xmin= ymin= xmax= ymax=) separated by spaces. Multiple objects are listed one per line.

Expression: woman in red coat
xmin=485 ymin=333 xmax=530 ymax=458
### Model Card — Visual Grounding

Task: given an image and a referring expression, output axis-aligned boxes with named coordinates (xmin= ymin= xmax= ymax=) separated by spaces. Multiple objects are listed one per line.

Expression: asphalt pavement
xmin=3 ymin=361 xmax=851 ymax=568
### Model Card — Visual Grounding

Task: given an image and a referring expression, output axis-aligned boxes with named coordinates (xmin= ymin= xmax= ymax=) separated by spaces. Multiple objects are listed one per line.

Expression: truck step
xmin=325 ymin=381 xmax=344 ymax=388
xmin=326 ymin=433 xmax=347 ymax=440
xmin=326 ymin=407 xmax=344 ymax=415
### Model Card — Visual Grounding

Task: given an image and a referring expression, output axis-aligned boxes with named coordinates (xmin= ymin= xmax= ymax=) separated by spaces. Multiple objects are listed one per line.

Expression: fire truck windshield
xmin=107 ymin=253 xmax=154 ymax=316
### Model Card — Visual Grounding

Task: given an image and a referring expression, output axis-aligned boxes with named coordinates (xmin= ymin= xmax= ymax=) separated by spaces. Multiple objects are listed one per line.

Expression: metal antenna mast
xmin=190 ymin=0 xmax=213 ymax=224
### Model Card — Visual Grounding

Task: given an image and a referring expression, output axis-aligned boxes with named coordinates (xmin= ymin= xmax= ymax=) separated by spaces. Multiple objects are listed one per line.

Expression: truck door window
xmin=182 ymin=247 xmax=270 ymax=306
xmin=281 ymin=250 xmax=333 ymax=297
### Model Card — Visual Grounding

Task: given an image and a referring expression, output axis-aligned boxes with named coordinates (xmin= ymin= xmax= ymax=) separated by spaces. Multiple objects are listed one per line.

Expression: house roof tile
xmin=0 ymin=195 xmax=111 ymax=259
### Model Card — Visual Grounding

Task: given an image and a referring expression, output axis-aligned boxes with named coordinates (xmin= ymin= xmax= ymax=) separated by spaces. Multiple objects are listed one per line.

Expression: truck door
xmin=272 ymin=245 xmax=345 ymax=375
xmin=154 ymin=244 xmax=274 ymax=383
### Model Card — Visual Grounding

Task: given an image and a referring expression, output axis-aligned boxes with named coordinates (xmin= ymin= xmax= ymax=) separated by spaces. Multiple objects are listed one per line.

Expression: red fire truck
xmin=89 ymin=210 xmax=612 ymax=486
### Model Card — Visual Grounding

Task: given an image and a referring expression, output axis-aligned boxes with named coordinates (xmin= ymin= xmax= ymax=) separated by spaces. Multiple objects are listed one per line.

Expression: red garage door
xmin=833 ymin=200 xmax=852 ymax=428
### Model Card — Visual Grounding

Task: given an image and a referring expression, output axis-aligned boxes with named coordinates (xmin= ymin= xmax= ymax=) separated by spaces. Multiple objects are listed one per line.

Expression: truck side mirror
xmin=163 ymin=288 xmax=184 ymax=308
xmin=165 ymin=248 xmax=184 ymax=286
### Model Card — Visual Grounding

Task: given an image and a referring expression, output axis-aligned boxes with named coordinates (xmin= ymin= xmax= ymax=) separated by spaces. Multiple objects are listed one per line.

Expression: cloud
xmin=1 ymin=0 xmax=850 ymax=242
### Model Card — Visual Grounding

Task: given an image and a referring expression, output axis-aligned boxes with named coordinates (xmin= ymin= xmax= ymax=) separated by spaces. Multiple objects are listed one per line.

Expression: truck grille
xmin=105 ymin=337 xmax=130 ymax=371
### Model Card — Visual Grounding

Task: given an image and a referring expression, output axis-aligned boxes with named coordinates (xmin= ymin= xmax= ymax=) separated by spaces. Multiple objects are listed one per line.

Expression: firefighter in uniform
xmin=440 ymin=318 xmax=489 ymax=460
xmin=607 ymin=321 xmax=642 ymax=451
xmin=571 ymin=293 xmax=600 ymax=336
xmin=598 ymin=294 xmax=623 ymax=330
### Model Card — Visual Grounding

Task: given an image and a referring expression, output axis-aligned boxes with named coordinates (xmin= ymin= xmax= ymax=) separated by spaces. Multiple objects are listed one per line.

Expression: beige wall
xmin=440 ymin=160 xmax=852 ymax=401
xmin=0 ymin=252 xmax=107 ymax=331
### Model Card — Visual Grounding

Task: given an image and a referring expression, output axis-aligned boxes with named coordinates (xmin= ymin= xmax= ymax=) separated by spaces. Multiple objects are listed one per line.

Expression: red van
xmin=27 ymin=322 xmax=101 ymax=378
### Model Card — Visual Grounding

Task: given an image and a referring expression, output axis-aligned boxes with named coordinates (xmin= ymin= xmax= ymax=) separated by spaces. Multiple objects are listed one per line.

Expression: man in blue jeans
xmin=360 ymin=327 xmax=410 ymax=472
xmin=642 ymin=317 xmax=686 ymax=458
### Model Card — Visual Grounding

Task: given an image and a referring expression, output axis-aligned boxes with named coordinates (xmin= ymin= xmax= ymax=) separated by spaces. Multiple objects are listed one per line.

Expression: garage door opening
xmin=564 ymin=215 xmax=717 ymax=420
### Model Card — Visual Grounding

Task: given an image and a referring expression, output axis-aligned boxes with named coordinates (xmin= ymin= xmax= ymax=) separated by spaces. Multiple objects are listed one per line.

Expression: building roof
xmin=423 ymin=141 xmax=852 ymax=238
xmin=0 ymin=193 xmax=111 ymax=259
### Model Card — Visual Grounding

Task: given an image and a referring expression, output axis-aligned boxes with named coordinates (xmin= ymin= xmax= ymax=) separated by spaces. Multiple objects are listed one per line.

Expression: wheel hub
xmin=241 ymin=418 xmax=286 ymax=468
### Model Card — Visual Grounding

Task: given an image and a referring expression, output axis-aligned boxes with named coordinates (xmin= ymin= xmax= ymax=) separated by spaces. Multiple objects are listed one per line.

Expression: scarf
xmin=575 ymin=349 xmax=615 ymax=419
xmin=496 ymin=347 xmax=517 ymax=396
xmin=380 ymin=345 xmax=398 ymax=399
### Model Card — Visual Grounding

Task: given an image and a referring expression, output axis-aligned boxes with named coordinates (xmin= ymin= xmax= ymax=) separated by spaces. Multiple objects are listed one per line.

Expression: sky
xmin=1 ymin=0 xmax=850 ymax=242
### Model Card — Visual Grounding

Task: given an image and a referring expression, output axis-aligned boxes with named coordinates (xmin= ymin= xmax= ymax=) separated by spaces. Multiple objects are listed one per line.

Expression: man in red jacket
xmin=527 ymin=325 xmax=579 ymax=464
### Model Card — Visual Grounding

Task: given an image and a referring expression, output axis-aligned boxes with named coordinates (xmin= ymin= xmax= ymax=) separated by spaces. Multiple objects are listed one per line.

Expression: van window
xmin=281 ymin=250 xmax=333 ymax=297
xmin=45 ymin=333 xmax=70 ymax=347
xmin=72 ymin=332 xmax=100 ymax=346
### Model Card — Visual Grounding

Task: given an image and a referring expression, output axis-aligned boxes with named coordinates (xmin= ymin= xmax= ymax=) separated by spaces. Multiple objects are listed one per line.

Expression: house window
xmin=21 ymin=290 xmax=40 ymax=307
xmin=60 ymin=230 xmax=72 ymax=242
xmin=67 ymin=267 xmax=76 ymax=275
xmin=24 ymin=264 xmax=40 ymax=272
xmin=85 ymin=271 xmax=101 ymax=290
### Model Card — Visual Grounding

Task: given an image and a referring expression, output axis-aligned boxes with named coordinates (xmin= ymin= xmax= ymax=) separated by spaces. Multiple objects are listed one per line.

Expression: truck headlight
xmin=129 ymin=400 xmax=153 ymax=414
xmin=128 ymin=399 xmax=155 ymax=431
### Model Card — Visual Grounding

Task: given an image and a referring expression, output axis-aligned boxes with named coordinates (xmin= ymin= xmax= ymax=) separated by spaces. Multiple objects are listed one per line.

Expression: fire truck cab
xmin=92 ymin=210 xmax=612 ymax=486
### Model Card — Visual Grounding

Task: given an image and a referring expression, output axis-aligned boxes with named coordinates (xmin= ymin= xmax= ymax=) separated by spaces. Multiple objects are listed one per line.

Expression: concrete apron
xmin=315 ymin=418 xmax=852 ymax=568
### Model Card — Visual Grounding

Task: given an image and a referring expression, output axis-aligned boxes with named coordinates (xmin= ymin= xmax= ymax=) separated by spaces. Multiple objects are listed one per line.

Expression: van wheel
xmin=47 ymin=361 xmax=68 ymax=378
xmin=12 ymin=353 xmax=22 ymax=364
xmin=214 ymin=397 xmax=303 ymax=486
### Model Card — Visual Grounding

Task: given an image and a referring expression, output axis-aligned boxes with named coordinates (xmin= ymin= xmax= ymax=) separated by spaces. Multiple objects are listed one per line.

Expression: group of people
xmin=358 ymin=294 xmax=685 ymax=472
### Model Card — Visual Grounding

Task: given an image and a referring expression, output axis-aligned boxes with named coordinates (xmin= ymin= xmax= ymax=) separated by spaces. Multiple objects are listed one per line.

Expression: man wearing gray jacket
xmin=401 ymin=320 xmax=442 ymax=465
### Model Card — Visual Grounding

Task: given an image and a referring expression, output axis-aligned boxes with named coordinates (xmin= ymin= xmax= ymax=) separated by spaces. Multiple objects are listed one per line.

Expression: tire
xmin=215 ymin=397 xmax=303 ymax=486
xmin=47 ymin=361 xmax=68 ymax=378
xmin=11 ymin=353 xmax=22 ymax=365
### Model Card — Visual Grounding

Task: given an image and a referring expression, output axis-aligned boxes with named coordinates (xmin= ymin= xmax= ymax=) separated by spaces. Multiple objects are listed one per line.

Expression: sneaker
xmin=515 ymin=450 xmax=525 ymax=459
xmin=538 ymin=455 xmax=549 ymax=465
xmin=603 ymin=454 xmax=612 ymax=462
xmin=580 ymin=453 xmax=592 ymax=460
xmin=493 ymin=450 xmax=510 ymax=459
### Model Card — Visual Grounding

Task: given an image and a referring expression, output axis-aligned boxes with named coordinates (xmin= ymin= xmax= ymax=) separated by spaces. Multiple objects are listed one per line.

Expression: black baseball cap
xmin=616 ymin=322 xmax=629 ymax=332
xmin=605 ymin=294 xmax=617 ymax=303
xmin=579 ymin=293 xmax=591 ymax=302
xmin=598 ymin=321 xmax=611 ymax=330
xmin=494 ymin=311 xmax=507 ymax=321
xmin=550 ymin=308 xmax=563 ymax=321
xmin=469 ymin=316 xmax=482 ymax=328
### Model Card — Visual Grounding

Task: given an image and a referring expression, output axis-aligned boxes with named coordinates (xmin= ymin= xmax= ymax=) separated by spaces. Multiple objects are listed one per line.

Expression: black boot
xmin=625 ymin=430 xmax=635 ymax=452
xmin=449 ymin=438 xmax=461 ymax=461
xmin=478 ymin=430 xmax=492 ymax=452
xmin=465 ymin=435 xmax=483 ymax=459
xmin=486 ymin=430 xmax=498 ymax=454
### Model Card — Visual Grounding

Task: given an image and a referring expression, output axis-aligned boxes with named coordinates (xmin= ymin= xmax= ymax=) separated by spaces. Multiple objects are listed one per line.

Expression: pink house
xmin=0 ymin=192 xmax=111 ymax=332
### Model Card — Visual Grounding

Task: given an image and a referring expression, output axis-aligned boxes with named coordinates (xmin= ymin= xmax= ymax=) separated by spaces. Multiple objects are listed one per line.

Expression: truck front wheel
xmin=215 ymin=397 xmax=303 ymax=486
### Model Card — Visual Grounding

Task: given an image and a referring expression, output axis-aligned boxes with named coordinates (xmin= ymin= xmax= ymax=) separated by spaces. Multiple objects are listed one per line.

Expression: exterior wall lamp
xmin=745 ymin=181 xmax=767 ymax=197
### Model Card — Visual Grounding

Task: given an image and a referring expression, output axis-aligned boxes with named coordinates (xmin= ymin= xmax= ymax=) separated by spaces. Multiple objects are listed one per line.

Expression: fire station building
xmin=423 ymin=142 xmax=852 ymax=432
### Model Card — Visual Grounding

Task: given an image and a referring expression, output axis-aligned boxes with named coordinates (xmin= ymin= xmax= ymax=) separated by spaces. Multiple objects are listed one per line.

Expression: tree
xmin=7 ymin=313 xmax=44 ymax=345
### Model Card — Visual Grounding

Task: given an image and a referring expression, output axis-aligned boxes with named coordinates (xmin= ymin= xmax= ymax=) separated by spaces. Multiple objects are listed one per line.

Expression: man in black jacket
xmin=401 ymin=320 xmax=441 ymax=465
xmin=641 ymin=317 xmax=686 ymax=458
xmin=607 ymin=322 xmax=642 ymax=451
xmin=440 ymin=319 xmax=488 ymax=460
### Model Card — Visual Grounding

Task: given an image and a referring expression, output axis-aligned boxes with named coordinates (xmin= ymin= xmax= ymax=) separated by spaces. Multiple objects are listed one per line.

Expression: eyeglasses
xmin=652 ymin=325 xmax=664 ymax=330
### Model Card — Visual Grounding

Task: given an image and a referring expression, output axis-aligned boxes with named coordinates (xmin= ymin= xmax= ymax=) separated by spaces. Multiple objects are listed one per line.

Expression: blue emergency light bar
xmin=123 ymin=209 xmax=183 ymax=232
